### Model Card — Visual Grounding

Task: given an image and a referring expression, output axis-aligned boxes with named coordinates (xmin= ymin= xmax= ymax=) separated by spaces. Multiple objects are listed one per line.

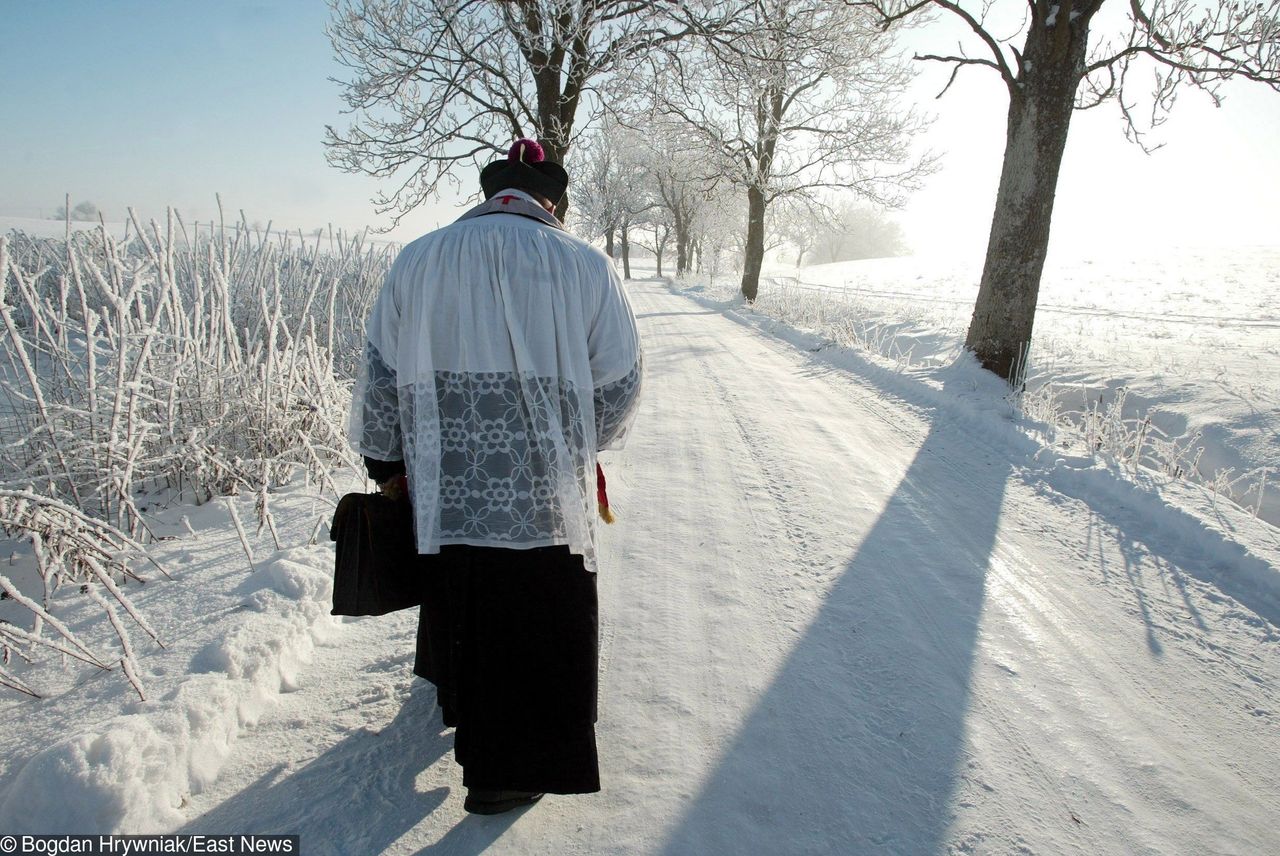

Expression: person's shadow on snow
xmin=177 ymin=683 xmax=515 ymax=855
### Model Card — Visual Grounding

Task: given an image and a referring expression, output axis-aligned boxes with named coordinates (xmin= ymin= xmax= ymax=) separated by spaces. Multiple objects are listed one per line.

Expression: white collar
xmin=493 ymin=188 xmax=543 ymax=207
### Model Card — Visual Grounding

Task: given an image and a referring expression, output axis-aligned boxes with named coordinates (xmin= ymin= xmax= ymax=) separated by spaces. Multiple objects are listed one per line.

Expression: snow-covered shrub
xmin=750 ymin=276 xmax=958 ymax=369
xmin=0 ymin=490 xmax=164 ymax=699
xmin=1015 ymin=383 xmax=1209 ymax=482
xmin=0 ymin=212 xmax=393 ymax=697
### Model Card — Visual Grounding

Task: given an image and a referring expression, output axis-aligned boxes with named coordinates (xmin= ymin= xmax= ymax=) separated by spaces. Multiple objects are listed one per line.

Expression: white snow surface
xmin=0 ymin=215 xmax=400 ymax=248
xmin=749 ymin=246 xmax=1280 ymax=524
xmin=0 ymin=484 xmax=348 ymax=833
xmin=0 ymin=215 xmax=130 ymax=240
xmin=2 ymin=276 xmax=1279 ymax=854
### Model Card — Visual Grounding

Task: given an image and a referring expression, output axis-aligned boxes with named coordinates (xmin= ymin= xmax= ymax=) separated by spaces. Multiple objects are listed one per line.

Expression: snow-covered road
xmin=180 ymin=277 xmax=1280 ymax=855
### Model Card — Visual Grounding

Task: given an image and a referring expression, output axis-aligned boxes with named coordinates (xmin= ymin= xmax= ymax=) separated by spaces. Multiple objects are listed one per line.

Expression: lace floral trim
xmin=595 ymin=364 xmax=643 ymax=448
xmin=353 ymin=344 xmax=641 ymax=548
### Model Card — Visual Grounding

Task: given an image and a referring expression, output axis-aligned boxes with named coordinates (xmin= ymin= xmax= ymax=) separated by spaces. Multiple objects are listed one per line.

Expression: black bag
xmin=329 ymin=492 xmax=424 ymax=616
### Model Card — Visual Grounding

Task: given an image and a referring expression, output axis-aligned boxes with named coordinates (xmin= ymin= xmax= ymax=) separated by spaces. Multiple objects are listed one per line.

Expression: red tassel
xmin=596 ymin=462 xmax=615 ymax=524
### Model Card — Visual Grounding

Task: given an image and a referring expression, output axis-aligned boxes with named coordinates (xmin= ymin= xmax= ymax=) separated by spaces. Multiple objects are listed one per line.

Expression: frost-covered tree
xmin=693 ymin=184 xmax=746 ymax=284
xmin=569 ymin=120 xmax=655 ymax=275
xmin=643 ymin=122 xmax=715 ymax=275
xmin=650 ymin=0 xmax=931 ymax=301
xmin=856 ymin=0 xmax=1280 ymax=382
xmin=570 ymin=126 xmax=629 ymax=256
xmin=775 ymin=196 xmax=826 ymax=266
xmin=798 ymin=200 xmax=907 ymax=264
xmin=325 ymin=0 xmax=731 ymax=222
xmin=634 ymin=219 xmax=674 ymax=276
xmin=778 ymin=197 xmax=906 ymax=265
xmin=581 ymin=117 xmax=717 ymax=276
xmin=52 ymin=201 xmax=99 ymax=222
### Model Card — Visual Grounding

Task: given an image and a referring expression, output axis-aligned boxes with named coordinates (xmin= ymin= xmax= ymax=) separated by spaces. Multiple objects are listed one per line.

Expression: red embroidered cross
xmin=498 ymin=195 xmax=517 ymax=205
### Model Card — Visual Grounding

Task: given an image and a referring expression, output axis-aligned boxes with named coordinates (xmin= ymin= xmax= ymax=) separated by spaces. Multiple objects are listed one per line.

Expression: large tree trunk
xmin=740 ymin=185 xmax=767 ymax=302
xmin=674 ymin=216 xmax=690 ymax=276
xmin=539 ymin=136 xmax=573 ymax=222
xmin=655 ymin=226 xmax=664 ymax=278
xmin=604 ymin=228 xmax=615 ymax=259
xmin=965 ymin=20 xmax=1090 ymax=384
xmin=532 ymin=43 xmax=581 ymax=224
xmin=620 ymin=223 xmax=631 ymax=280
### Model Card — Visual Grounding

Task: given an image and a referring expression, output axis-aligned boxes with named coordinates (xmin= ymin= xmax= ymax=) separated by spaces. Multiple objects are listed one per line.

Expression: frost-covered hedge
xmin=0 ymin=213 xmax=393 ymax=697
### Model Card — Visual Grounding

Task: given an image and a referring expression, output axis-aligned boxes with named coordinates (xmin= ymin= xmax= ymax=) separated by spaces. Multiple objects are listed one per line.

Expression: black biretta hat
xmin=480 ymin=139 xmax=569 ymax=203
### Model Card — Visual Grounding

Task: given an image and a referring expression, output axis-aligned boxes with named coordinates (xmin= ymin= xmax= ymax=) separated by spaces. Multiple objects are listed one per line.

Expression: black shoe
xmin=463 ymin=788 xmax=544 ymax=815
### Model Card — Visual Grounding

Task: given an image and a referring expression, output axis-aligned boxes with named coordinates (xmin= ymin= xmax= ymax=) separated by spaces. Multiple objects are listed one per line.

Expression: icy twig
xmin=227 ymin=500 xmax=256 ymax=572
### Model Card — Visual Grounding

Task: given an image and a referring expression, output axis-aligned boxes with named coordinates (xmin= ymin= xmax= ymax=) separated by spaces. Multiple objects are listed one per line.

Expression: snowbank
xmin=0 ymin=485 xmax=348 ymax=833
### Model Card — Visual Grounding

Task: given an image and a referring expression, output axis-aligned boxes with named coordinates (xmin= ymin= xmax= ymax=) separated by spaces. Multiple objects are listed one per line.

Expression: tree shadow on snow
xmin=661 ymin=416 xmax=1010 ymax=855
xmin=178 ymin=684 xmax=468 ymax=855
xmin=1060 ymin=477 xmax=1279 ymax=644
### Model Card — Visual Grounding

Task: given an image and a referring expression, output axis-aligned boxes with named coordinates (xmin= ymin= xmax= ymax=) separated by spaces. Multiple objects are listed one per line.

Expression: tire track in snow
xmin=697 ymin=358 xmax=828 ymax=581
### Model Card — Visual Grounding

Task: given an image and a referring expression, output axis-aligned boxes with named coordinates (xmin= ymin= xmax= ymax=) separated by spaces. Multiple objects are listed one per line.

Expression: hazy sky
xmin=2 ymin=0 xmax=1278 ymax=256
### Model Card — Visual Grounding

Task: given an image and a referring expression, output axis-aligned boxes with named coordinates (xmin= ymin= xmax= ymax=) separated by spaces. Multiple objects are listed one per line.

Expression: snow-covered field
xmin=3 ymin=273 xmax=1278 ymax=853
xmin=0 ymin=214 xmax=401 ymax=248
xmin=0 ymin=215 xmax=135 ymax=241
xmin=719 ymin=246 xmax=1280 ymax=525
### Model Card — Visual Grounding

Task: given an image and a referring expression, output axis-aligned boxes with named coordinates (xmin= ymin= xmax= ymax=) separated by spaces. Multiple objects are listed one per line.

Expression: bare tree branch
xmin=325 ymin=0 xmax=735 ymax=225
xmin=852 ymin=0 xmax=1020 ymax=91
xmin=643 ymin=0 xmax=934 ymax=299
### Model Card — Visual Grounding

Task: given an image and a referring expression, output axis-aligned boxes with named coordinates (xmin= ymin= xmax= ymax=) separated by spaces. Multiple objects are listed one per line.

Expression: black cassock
xmin=413 ymin=544 xmax=601 ymax=794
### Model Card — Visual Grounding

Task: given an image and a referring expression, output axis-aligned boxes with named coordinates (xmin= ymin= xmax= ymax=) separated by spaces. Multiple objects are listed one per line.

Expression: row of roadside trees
xmin=325 ymin=0 xmax=1279 ymax=383
xmin=571 ymin=119 xmax=908 ymax=281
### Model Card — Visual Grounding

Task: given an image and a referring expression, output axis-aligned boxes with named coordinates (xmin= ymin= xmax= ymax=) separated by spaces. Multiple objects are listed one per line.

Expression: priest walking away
xmin=350 ymin=139 xmax=643 ymax=815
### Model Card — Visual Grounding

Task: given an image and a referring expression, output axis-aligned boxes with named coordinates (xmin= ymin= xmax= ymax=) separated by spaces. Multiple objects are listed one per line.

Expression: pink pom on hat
xmin=509 ymin=138 xmax=545 ymax=164
xmin=480 ymin=137 xmax=567 ymax=202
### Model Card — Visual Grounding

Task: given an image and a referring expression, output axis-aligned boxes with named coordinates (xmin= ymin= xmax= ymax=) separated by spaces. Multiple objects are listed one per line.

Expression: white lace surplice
xmin=349 ymin=191 xmax=642 ymax=571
